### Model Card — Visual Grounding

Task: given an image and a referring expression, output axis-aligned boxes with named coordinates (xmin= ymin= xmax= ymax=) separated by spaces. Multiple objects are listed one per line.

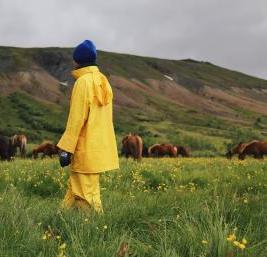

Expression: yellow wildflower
xmin=201 ymin=240 xmax=208 ymax=244
xmin=42 ymin=234 xmax=47 ymax=240
xmin=42 ymin=231 xmax=52 ymax=240
xmin=242 ymin=238 xmax=248 ymax=244
xmin=227 ymin=234 xmax=236 ymax=241
xmin=59 ymin=243 xmax=67 ymax=250
xmin=57 ymin=250 xmax=67 ymax=257
xmin=233 ymin=240 xmax=246 ymax=250
xmin=233 ymin=241 xmax=240 ymax=247
xmin=239 ymin=243 xmax=246 ymax=250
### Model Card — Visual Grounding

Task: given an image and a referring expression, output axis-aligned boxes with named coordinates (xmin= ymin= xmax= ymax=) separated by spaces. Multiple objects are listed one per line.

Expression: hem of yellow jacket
xmin=71 ymin=166 xmax=120 ymax=174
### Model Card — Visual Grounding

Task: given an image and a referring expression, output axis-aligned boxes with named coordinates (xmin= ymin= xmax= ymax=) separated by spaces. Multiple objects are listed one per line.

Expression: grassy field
xmin=0 ymin=157 xmax=266 ymax=257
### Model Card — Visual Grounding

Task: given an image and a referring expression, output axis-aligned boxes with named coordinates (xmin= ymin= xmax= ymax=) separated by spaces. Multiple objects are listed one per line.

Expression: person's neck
xmin=76 ymin=62 xmax=98 ymax=69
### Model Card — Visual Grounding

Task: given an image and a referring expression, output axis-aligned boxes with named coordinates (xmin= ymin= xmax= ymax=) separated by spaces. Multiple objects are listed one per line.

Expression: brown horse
xmin=226 ymin=140 xmax=258 ymax=159
xmin=238 ymin=140 xmax=267 ymax=160
xmin=121 ymin=134 xmax=143 ymax=161
xmin=148 ymin=143 xmax=177 ymax=157
xmin=175 ymin=145 xmax=190 ymax=157
xmin=32 ymin=142 xmax=59 ymax=159
xmin=11 ymin=134 xmax=27 ymax=157
xmin=0 ymin=135 xmax=15 ymax=161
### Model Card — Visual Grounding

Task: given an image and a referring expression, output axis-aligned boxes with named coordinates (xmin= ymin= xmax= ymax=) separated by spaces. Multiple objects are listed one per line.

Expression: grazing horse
xmin=0 ymin=135 xmax=15 ymax=161
xmin=226 ymin=140 xmax=258 ymax=159
xmin=32 ymin=142 xmax=59 ymax=159
xmin=121 ymin=133 xmax=143 ymax=161
xmin=175 ymin=145 xmax=190 ymax=157
xmin=238 ymin=140 xmax=267 ymax=160
xmin=11 ymin=134 xmax=27 ymax=157
xmin=148 ymin=143 xmax=177 ymax=157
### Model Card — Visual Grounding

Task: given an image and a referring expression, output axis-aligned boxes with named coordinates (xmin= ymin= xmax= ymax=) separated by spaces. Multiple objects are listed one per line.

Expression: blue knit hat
xmin=73 ymin=40 xmax=97 ymax=65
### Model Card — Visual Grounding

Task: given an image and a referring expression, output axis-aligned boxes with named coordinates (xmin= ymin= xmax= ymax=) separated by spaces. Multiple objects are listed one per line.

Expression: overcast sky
xmin=0 ymin=0 xmax=266 ymax=79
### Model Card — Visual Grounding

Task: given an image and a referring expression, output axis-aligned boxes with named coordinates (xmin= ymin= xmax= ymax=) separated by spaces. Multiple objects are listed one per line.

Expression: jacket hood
xmin=72 ymin=66 xmax=113 ymax=106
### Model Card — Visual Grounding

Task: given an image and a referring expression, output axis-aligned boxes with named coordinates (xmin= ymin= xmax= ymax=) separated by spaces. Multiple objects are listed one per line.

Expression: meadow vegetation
xmin=0 ymin=157 xmax=266 ymax=257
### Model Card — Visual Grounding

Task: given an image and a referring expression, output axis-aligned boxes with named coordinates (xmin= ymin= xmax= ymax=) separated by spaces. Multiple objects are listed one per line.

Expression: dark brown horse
xmin=11 ymin=134 xmax=27 ymax=157
xmin=226 ymin=140 xmax=258 ymax=159
xmin=238 ymin=140 xmax=267 ymax=160
xmin=148 ymin=143 xmax=177 ymax=157
xmin=0 ymin=135 xmax=15 ymax=161
xmin=175 ymin=145 xmax=190 ymax=157
xmin=32 ymin=142 xmax=59 ymax=159
xmin=121 ymin=134 xmax=143 ymax=161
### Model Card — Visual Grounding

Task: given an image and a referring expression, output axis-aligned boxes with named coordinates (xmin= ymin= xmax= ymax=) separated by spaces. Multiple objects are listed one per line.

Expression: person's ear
xmin=73 ymin=61 xmax=79 ymax=69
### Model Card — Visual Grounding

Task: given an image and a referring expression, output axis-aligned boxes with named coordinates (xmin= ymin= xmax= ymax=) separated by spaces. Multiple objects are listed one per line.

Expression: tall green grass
xmin=0 ymin=157 xmax=266 ymax=256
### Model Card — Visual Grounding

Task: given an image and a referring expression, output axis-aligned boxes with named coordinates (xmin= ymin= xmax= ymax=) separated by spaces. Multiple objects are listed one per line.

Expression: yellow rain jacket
xmin=57 ymin=66 xmax=119 ymax=173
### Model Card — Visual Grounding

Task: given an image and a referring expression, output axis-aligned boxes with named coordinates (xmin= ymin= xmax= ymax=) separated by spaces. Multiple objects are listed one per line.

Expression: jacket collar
xmin=72 ymin=66 xmax=99 ymax=79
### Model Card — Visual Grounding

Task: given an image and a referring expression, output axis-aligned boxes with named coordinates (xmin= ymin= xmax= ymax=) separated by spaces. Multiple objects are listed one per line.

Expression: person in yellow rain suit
xmin=57 ymin=40 xmax=119 ymax=213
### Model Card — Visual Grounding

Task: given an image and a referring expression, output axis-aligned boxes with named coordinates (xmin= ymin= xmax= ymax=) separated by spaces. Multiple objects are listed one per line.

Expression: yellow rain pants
xmin=62 ymin=172 xmax=103 ymax=213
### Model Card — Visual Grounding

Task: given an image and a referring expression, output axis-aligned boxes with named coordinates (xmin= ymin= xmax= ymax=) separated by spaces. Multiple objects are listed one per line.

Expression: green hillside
xmin=0 ymin=46 xmax=266 ymax=154
xmin=98 ymin=51 xmax=267 ymax=90
xmin=0 ymin=92 xmax=67 ymax=142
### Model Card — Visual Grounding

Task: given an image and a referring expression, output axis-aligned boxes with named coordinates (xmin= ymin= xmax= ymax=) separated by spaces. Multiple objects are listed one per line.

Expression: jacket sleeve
xmin=57 ymin=78 xmax=90 ymax=153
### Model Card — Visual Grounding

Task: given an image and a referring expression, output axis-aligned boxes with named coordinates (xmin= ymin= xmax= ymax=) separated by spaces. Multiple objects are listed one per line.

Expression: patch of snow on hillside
xmin=164 ymin=75 xmax=174 ymax=81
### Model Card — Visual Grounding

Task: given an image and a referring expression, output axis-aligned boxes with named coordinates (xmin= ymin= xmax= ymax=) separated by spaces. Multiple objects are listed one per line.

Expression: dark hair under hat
xmin=73 ymin=40 xmax=97 ymax=66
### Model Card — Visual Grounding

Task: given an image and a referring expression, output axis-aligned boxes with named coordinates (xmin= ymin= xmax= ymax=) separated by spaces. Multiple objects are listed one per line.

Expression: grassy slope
xmin=0 ymin=92 xmax=67 ymax=142
xmin=98 ymin=51 xmax=267 ymax=90
xmin=0 ymin=157 xmax=266 ymax=256
xmin=0 ymin=47 xmax=267 ymax=152
xmin=115 ymin=94 xmax=266 ymax=154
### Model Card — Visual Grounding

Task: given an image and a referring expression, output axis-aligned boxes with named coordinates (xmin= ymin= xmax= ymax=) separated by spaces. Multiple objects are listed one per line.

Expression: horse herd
xmin=0 ymin=134 xmax=59 ymax=161
xmin=121 ymin=134 xmax=267 ymax=161
xmin=0 ymin=133 xmax=266 ymax=161
xmin=121 ymin=133 xmax=190 ymax=160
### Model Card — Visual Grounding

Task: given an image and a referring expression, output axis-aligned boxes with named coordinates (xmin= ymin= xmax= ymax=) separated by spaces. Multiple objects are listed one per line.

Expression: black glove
xmin=59 ymin=151 xmax=72 ymax=167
